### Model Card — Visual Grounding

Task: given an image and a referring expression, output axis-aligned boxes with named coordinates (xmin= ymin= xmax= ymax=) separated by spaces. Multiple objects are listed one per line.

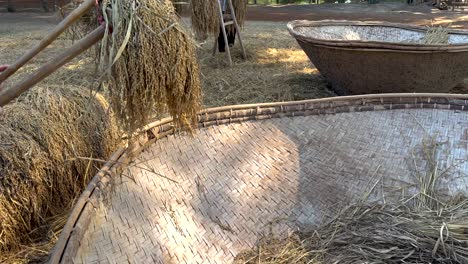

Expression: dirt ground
xmin=246 ymin=3 xmax=468 ymax=28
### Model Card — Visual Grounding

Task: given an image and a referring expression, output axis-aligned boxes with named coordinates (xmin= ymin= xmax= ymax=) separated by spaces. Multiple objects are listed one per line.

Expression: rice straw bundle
xmin=190 ymin=0 xmax=220 ymax=40
xmin=231 ymin=0 xmax=248 ymax=28
xmin=170 ymin=0 xmax=190 ymax=16
xmin=101 ymin=0 xmax=201 ymax=135
xmin=0 ymin=86 xmax=119 ymax=254
xmin=190 ymin=0 xmax=248 ymax=40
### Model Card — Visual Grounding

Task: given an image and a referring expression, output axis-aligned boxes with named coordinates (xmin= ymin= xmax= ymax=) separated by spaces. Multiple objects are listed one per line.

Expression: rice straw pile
xmin=101 ymin=0 xmax=201 ymax=135
xmin=0 ymin=86 xmax=119 ymax=258
xmin=60 ymin=1 xmax=100 ymax=41
xmin=234 ymin=138 xmax=468 ymax=264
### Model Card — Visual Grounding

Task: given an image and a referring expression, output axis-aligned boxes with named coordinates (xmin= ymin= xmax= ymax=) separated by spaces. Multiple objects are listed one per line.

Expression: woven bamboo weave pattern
xmin=68 ymin=108 xmax=468 ymax=264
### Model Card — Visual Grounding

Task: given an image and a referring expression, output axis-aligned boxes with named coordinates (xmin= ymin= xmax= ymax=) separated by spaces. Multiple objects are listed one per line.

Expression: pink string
xmin=95 ymin=0 xmax=113 ymax=34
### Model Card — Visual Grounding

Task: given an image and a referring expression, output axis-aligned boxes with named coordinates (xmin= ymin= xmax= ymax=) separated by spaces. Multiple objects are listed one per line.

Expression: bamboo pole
xmin=0 ymin=25 xmax=105 ymax=107
xmin=0 ymin=0 xmax=95 ymax=83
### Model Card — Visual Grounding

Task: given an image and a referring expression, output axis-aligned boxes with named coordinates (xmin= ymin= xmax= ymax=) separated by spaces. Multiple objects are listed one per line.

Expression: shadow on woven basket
xmin=49 ymin=93 xmax=468 ymax=263
xmin=288 ymin=20 xmax=468 ymax=95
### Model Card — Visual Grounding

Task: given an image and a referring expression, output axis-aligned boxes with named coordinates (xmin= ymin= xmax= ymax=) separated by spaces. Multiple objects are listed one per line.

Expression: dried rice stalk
xmin=421 ymin=26 xmax=450 ymax=44
xmin=190 ymin=0 xmax=220 ymax=40
xmin=190 ymin=0 xmax=248 ymax=40
xmin=59 ymin=0 xmax=100 ymax=41
xmin=236 ymin=137 xmax=468 ymax=263
xmin=231 ymin=0 xmax=248 ymax=28
xmin=234 ymin=234 xmax=312 ymax=264
xmin=236 ymin=200 xmax=468 ymax=264
xmin=170 ymin=0 xmax=189 ymax=16
xmin=101 ymin=0 xmax=201 ymax=135
xmin=300 ymin=201 xmax=468 ymax=264
xmin=0 ymin=86 xmax=119 ymax=253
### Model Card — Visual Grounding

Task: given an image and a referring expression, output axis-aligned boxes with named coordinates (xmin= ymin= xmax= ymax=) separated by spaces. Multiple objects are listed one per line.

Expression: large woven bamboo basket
xmin=50 ymin=94 xmax=468 ymax=263
xmin=288 ymin=20 xmax=468 ymax=95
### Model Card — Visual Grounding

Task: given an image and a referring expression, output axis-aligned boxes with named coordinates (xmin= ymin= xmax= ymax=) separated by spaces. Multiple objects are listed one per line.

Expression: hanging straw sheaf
xmin=225 ymin=0 xmax=248 ymax=35
xmin=190 ymin=0 xmax=248 ymax=40
xmin=170 ymin=0 xmax=190 ymax=16
xmin=0 ymin=86 xmax=119 ymax=255
xmin=231 ymin=0 xmax=248 ymax=27
xmin=190 ymin=0 xmax=220 ymax=40
xmin=235 ymin=137 xmax=468 ymax=263
xmin=102 ymin=0 xmax=201 ymax=135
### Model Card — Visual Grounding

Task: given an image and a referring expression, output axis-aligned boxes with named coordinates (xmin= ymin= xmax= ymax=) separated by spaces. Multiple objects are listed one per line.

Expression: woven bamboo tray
xmin=50 ymin=93 xmax=468 ymax=264
xmin=288 ymin=20 xmax=468 ymax=95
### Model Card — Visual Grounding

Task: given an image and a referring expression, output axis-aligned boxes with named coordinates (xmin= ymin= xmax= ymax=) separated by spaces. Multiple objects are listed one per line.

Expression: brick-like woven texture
xmin=72 ymin=109 xmax=468 ymax=264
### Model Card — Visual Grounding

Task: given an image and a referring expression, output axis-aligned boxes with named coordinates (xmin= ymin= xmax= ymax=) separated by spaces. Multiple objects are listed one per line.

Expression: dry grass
xmin=234 ymin=137 xmax=468 ymax=264
xmin=0 ymin=14 xmax=119 ymax=262
xmin=190 ymin=0 xmax=248 ymax=40
xmin=234 ymin=234 xmax=312 ymax=264
xmin=199 ymin=21 xmax=334 ymax=107
xmin=190 ymin=0 xmax=219 ymax=40
xmin=421 ymin=26 xmax=450 ymax=44
xmin=0 ymin=210 xmax=69 ymax=263
xmin=102 ymin=0 xmax=201 ymax=135
xmin=0 ymin=86 xmax=119 ymax=260
xmin=231 ymin=0 xmax=248 ymax=27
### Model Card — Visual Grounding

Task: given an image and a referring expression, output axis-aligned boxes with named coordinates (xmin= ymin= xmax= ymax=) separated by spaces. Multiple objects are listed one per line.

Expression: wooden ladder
xmin=212 ymin=0 xmax=247 ymax=66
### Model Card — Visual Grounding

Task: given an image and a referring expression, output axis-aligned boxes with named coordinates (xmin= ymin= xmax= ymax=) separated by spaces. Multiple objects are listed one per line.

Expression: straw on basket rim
xmin=287 ymin=20 xmax=468 ymax=52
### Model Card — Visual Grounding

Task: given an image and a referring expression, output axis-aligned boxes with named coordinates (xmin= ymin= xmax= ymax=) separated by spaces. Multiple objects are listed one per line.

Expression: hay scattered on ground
xmin=190 ymin=0 xmax=220 ymax=40
xmin=0 ymin=86 xmax=119 ymax=257
xmin=102 ymin=0 xmax=201 ymax=135
xmin=235 ymin=200 xmax=468 ymax=264
xmin=234 ymin=234 xmax=312 ymax=264
xmin=234 ymin=137 xmax=468 ymax=264
xmin=200 ymin=21 xmax=334 ymax=107
xmin=300 ymin=201 xmax=468 ymax=263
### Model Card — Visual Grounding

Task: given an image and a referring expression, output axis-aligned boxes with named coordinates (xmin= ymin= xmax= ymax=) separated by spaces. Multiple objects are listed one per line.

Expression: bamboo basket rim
xmin=49 ymin=93 xmax=468 ymax=263
xmin=287 ymin=20 xmax=468 ymax=52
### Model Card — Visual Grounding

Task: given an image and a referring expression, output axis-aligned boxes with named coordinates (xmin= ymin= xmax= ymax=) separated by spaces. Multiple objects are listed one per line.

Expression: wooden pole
xmin=217 ymin=0 xmax=233 ymax=66
xmin=227 ymin=0 xmax=246 ymax=59
xmin=0 ymin=0 xmax=95 ymax=83
xmin=0 ymin=25 xmax=105 ymax=107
